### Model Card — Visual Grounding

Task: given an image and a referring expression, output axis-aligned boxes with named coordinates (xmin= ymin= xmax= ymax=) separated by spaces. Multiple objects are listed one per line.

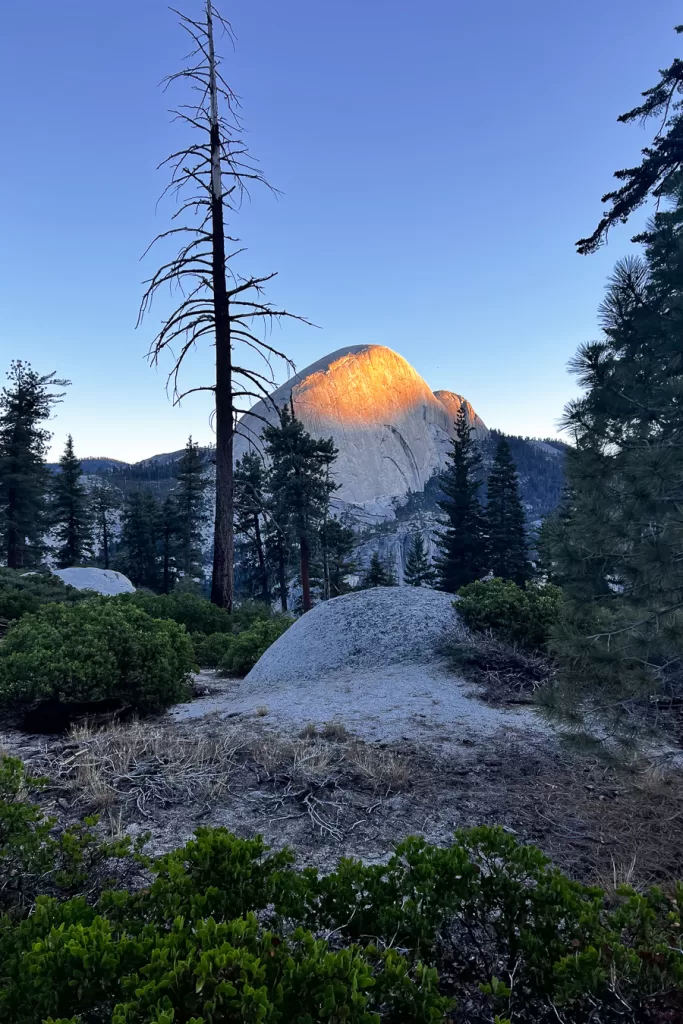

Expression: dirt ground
xmin=3 ymin=674 xmax=683 ymax=889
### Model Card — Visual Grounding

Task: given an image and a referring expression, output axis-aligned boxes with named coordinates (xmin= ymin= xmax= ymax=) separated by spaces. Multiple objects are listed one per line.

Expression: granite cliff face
xmin=234 ymin=345 xmax=486 ymax=505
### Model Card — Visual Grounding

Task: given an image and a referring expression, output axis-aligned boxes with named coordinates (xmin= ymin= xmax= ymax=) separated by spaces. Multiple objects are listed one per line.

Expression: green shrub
xmin=457 ymin=577 xmax=562 ymax=649
xmin=0 ymin=600 xmax=194 ymax=712
xmin=115 ymin=590 xmax=233 ymax=635
xmin=192 ymin=630 xmax=235 ymax=668
xmin=0 ymin=568 xmax=87 ymax=623
xmin=1 ymin=754 xmax=683 ymax=1023
xmin=218 ymin=616 xmax=293 ymax=675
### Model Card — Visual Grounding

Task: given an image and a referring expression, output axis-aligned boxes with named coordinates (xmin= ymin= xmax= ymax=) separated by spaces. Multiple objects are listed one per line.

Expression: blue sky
xmin=1 ymin=0 xmax=680 ymax=461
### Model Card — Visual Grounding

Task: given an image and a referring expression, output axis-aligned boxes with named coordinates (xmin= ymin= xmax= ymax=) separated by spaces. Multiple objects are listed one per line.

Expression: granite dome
xmin=234 ymin=345 xmax=486 ymax=504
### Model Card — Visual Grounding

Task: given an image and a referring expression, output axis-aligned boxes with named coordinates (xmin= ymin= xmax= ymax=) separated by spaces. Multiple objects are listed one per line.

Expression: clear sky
xmin=1 ymin=0 xmax=680 ymax=462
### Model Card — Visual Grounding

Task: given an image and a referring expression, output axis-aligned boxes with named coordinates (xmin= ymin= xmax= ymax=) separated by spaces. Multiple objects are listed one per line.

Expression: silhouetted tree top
xmin=578 ymin=26 xmax=683 ymax=254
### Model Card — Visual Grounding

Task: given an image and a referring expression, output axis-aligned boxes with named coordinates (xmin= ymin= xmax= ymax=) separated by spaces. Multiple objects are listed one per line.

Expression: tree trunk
xmin=277 ymin=530 xmax=288 ymax=612
xmin=102 ymin=519 xmax=109 ymax=570
xmin=207 ymin=1 xmax=234 ymax=612
xmin=300 ymin=533 xmax=312 ymax=612
xmin=253 ymin=513 xmax=268 ymax=602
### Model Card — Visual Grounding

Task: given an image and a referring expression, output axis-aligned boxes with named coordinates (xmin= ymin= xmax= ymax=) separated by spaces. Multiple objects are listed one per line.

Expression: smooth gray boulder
xmin=51 ymin=567 xmax=135 ymax=596
xmin=246 ymin=586 xmax=465 ymax=686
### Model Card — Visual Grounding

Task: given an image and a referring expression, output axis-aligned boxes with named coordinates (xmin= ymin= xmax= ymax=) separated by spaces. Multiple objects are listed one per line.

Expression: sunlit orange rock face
xmin=234 ymin=345 xmax=486 ymax=505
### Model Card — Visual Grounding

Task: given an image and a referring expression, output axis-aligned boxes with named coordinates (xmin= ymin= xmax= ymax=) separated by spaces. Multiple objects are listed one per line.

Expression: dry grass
xmin=322 ymin=721 xmax=350 ymax=742
xmin=255 ymin=706 xmax=269 ymax=717
xmin=53 ymin=721 xmax=242 ymax=816
xmin=249 ymin=731 xmax=409 ymax=792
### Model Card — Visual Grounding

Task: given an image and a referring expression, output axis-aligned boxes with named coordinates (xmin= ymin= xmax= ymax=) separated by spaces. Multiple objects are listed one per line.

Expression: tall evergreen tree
xmin=51 ymin=435 xmax=93 ymax=568
xmin=403 ymin=534 xmax=437 ymax=588
xmin=578 ymin=25 xmax=683 ymax=254
xmin=234 ymin=451 xmax=270 ymax=602
xmin=0 ymin=362 xmax=69 ymax=568
xmin=117 ymin=491 xmax=161 ymax=590
xmin=320 ymin=517 xmax=356 ymax=598
xmin=90 ymin=481 xmax=121 ymax=570
xmin=548 ymin=180 xmax=683 ymax=713
xmin=485 ymin=437 xmax=530 ymax=585
xmin=435 ymin=407 xmax=488 ymax=592
xmin=360 ymin=551 xmax=397 ymax=589
xmin=159 ymin=495 xmax=181 ymax=594
xmin=262 ymin=407 xmax=338 ymax=612
xmin=174 ymin=437 xmax=210 ymax=581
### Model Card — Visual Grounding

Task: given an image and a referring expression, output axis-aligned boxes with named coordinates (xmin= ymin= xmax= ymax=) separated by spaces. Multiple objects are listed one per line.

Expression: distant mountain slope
xmin=60 ymin=346 xmax=566 ymax=550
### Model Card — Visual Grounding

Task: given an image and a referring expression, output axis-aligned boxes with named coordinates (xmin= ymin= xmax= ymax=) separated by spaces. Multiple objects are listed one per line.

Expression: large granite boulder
xmin=51 ymin=567 xmax=135 ymax=596
xmin=245 ymin=586 xmax=465 ymax=686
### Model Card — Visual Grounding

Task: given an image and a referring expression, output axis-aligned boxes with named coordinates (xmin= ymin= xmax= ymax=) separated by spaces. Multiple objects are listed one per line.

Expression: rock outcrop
xmin=234 ymin=345 xmax=486 ymax=505
xmin=52 ymin=568 xmax=135 ymax=595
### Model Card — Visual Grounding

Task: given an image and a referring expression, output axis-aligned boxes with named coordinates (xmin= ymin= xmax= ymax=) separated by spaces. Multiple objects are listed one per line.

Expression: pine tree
xmin=117 ymin=491 xmax=161 ymax=590
xmin=403 ymin=534 xmax=437 ymax=587
xmin=51 ymin=435 xmax=93 ymax=568
xmin=485 ymin=437 xmax=530 ymax=585
xmin=263 ymin=407 xmax=338 ymax=612
xmin=435 ymin=407 xmax=488 ymax=592
xmin=548 ymin=179 xmax=683 ymax=714
xmin=320 ymin=516 xmax=356 ymax=598
xmin=159 ymin=495 xmax=181 ymax=594
xmin=90 ymin=481 xmax=121 ymax=570
xmin=360 ymin=551 xmax=397 ymax=589
xmin=578 ymin=25 xmax=683 ymax=254
xmin=234 ymin=451 xmax=270 ymax=602
xmin=0 ymin=361 xmax=69 ymax=568
xmin=173 ymin=437 xmax=210 ymax=582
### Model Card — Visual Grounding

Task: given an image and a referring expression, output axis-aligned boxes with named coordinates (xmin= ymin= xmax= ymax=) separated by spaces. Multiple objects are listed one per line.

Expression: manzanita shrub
xmin=193 ymin=617 xmax=293 ymax=675
xmin=0 ymin=600 xmax=194 ymax=712
xmin=1 ymin=754 xmax=682 ymax=1023
xmin=457 ymin=577 xmax=562 ymax=650
xmin=0 ymin=567 xmax=88 ymax=624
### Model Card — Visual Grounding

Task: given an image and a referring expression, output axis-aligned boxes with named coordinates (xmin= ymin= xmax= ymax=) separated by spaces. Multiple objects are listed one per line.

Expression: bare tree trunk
xmin=253 ymin=513 xmax=268 ymax=602
xmin=207 ymin=2 xmax=234 ymax=612
xmin=300 ymin=533 xmax=312 ymax=612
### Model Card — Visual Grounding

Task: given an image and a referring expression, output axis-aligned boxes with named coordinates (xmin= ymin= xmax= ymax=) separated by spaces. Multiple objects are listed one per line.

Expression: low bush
xmin=115 ymin=590 xmax=233 ymax=635
xmin=1 ymin=753 xmax=682 ymax=1024
xmin=0 ymin=567 xmax=87 ymax=625
xmin=191 ymin=629 xmax=233 ymax=667
xmin=457 ymin=577 xmax=562 ymax=650
xmin=218 ymin=616 xmax=293 ymax=675
xmin=0 ymin=600 xmax=194 ymax=712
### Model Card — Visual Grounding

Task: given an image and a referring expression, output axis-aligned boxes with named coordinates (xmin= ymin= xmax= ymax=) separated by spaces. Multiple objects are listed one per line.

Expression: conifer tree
xmin=234 ymin=451 xmax=270 ymax=602
xmin=51 ymin=435 xmax=93 ymax=568
xmin=403 ymin=534 xmax=437 ymax=587
xmin=548 ymin=181 xmax=683 ymax=713
xmin=360 ymin=551 xmax=397 ymax=589
xmin=578 ymin=25 xmax=683 ymax=254
xmin=321 ymin=517 xmax=356 ymax=598
xmin=159 ymin=495 xmax=181 ymax=594
xmin=435 ymin=407 xmax=487 ymax=592
xmin=262 ymin=407 xmax=338 ymax=612
xmin=117 ymin=491 xmax=161 ymax=590
xmin=90 ymin=481 xmax=121 ymax=570
xmin=485 ymin=437 xmax=530 ymax=585
xmin=0 ymin=362 xmax=69 ymax=568
xmin=174 ymin=437 xmax=210 ymax=581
